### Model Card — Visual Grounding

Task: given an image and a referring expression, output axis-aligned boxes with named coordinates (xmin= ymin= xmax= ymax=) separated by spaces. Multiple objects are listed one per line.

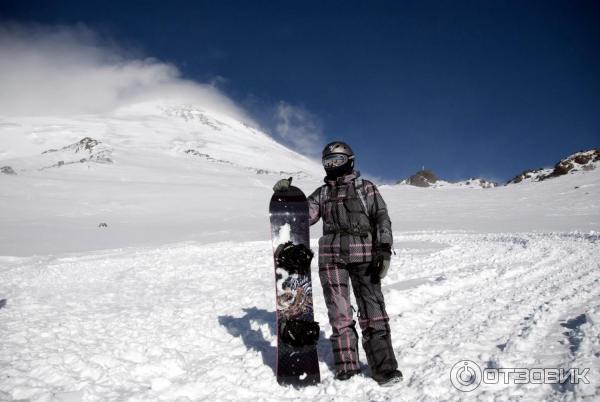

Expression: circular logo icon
xmin=450 ymin=360 xmax=482 ymax=392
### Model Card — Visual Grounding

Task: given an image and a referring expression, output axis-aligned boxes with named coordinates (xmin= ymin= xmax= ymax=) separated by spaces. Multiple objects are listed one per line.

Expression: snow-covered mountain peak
xmin=0 ymin=102 xmax=322 ymax=178
xmin=115 ymin=100 xmax=256 ymax=129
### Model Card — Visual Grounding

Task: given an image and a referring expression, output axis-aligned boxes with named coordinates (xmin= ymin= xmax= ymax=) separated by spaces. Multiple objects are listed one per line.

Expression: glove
xmin=373 ymin=243 xmax=392 ymax=279
xmin=273 ymin=177 xmax=292 ymax=192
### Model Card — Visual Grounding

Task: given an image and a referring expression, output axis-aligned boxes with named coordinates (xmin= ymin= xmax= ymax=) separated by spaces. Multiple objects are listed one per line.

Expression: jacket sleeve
xmin=365 ymin=181 xmax=393 ymax=246
xmin=307 ymin=187 xmax=321 ymax=226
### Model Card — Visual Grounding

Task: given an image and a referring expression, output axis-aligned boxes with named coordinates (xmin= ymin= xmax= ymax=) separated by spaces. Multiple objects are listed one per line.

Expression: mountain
xmin=0 ymin=101 xmax=323 ymax=255
xmin=507 ymin=148 xmax=600 ymax=184
xmin=0 ymin=102 xmax=321 ymax=176
xmin=396 ymin=169 xmax=497 ymax=189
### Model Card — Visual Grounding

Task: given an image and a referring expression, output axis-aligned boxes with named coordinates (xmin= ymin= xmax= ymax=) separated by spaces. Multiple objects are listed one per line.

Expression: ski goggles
xmin=322 ymin=153 xmax=352 ymax=169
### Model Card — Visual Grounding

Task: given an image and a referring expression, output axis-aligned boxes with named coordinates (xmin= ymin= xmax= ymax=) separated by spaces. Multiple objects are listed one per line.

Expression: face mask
xmin=324 ymin=159 xmax=354 ymax=179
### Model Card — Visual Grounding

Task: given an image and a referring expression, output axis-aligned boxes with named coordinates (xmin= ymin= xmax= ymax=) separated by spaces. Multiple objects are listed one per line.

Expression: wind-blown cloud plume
xmin=274 ymin=101 xmax=324 ymax=156
xmin=0 ymin=23 xmax=251 ymax=122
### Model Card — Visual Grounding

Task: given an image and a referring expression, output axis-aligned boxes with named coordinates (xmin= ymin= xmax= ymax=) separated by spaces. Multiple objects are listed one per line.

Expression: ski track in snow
xmin=1 ymin=232 xmax=599 ymax=401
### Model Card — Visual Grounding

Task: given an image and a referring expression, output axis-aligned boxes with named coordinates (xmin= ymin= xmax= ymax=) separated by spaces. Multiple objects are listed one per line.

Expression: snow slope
xmin=0 ymin=233 xmax=598 ymax=401
xmin=0 ymin=102 xmax=322 ymax=255
xmin=383 ymin=169 xmax=600 ymax=233
xmin=1 ymin=104 xmax=599 ymax=401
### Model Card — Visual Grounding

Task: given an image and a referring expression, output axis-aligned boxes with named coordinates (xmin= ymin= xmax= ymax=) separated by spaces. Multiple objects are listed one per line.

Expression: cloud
xmin=274 ymin=101 xmax=324 ymax=156
xmin=0 ymin=22 xmax=252 ymax=122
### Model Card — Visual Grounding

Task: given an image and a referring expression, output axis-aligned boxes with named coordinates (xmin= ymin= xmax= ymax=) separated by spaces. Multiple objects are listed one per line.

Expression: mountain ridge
xmin=507 ymin=149 xmax=599 ymax=184
xmin=396 ymin=148 xmax=599 ymax=189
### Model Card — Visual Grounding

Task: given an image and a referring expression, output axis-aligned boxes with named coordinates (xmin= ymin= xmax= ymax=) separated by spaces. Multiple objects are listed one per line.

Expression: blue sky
xmin=1 ymin=0 xmax=598 ymax=182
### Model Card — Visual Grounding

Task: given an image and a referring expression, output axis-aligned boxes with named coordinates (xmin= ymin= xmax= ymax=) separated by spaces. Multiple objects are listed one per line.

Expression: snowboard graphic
xmin=270 ymin=186 xmax=320 ymax=386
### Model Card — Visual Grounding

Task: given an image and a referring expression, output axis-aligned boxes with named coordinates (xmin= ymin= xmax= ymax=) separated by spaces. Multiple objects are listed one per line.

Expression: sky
xmin=1 ymin=0 xmax=598 ymax=182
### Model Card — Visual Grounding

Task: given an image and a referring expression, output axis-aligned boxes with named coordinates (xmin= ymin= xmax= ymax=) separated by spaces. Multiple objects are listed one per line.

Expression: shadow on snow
xmin=218 ymin=307 xmax=335 ymax=375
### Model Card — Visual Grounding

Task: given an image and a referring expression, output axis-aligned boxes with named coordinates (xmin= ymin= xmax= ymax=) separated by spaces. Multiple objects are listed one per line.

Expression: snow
xmin=1 ymin=233 xmax=598 ymax=401
xmin=383 ymin=169 xmax=600 ymax=233
xmin=272 ymin=223 xmax=292 ymax=248
xmin=1 ymin=104 xmax=599 ymax=401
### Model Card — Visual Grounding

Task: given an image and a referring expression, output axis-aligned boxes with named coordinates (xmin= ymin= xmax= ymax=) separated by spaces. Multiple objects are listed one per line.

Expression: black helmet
xmin=322 ymin=141 xmax=355 ymax=178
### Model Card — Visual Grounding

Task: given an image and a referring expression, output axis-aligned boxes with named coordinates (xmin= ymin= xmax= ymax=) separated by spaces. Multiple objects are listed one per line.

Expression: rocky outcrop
xmin=43 ymin=137 xmax=104 ymax=156
xmin=461 ymin=178 xmax=497 ymax=189
xmin=399 ymin=169 xmax=439 ymax=187
xmin=546 ymin=149 xmax=599 ymax=178
xmin=1 ymin=166 xmax=17 ymax=175
xmin=506 ymin=168 xmax=552 ymax=184
xmin=38 ymin=137 xmax=113 ymax=170
xmin=507 ymin=149 xmax=599 ymax=184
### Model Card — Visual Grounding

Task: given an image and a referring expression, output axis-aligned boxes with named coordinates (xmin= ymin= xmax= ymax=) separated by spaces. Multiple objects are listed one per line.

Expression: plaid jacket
xmin=308 ymin=171 xmax=393 ymax=265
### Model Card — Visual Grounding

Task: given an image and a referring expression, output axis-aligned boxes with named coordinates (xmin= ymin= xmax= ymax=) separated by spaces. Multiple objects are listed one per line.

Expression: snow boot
xmin=376 ymin=370 xmax=403 ymax=386
xmin=335 ymin=369 xmax=361 ymax=381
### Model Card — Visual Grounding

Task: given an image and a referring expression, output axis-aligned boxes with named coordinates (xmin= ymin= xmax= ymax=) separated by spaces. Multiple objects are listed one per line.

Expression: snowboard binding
xmin=279 ymin=318 xmax=320 ymax=349
xmin=275 ymin=242 xmax=314 ymax=274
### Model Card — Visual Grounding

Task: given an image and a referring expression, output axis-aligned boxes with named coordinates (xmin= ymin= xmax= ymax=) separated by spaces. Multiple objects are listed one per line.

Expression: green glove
xmin=378 ymin=258 xmax=391 ymax=279
xmin=374 ymin=243 xmax=392 ymax=279
xmin=273 ymin=177 xmax=293 ymax=192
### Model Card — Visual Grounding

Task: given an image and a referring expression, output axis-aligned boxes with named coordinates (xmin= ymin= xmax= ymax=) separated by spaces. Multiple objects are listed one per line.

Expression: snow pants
xmin=319 ymin=261 xmax=398 ymax=379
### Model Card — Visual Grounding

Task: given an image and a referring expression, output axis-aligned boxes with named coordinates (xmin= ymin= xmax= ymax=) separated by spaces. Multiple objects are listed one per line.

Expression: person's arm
xmin=366 ymin=181 xmax=393 ymax=247
xmin=365 ymin=181 xmax=393 ymax=278
xmin=307 ymin=187 xmax=321 ymax=226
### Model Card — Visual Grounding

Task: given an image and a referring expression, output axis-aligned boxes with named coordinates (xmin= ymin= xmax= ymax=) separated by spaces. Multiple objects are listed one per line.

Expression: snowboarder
xmin=273 ymin=141 xmax=402 ymax=386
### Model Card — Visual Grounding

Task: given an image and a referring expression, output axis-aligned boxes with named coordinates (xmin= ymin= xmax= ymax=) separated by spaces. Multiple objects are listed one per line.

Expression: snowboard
xmin=270 ymin=186 xmax=320 ymax=386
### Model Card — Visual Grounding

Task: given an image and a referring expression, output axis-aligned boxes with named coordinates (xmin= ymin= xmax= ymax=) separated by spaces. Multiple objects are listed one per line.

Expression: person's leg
xmin=349 ymin=262 xmax=398 ymax=381
xmin=319 ymin=262 xmax=360 ymax=375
